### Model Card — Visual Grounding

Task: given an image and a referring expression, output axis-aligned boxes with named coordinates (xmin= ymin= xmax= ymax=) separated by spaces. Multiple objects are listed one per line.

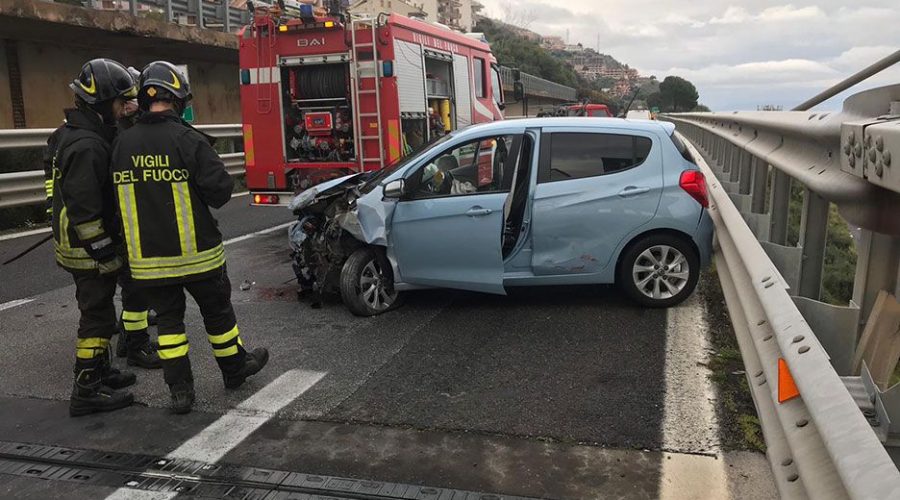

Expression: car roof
xmin=456 ymin=117 xmax=675 ymax=138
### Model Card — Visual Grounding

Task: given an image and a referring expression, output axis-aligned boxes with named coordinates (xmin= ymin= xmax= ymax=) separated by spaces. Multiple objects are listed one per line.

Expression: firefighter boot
xmin=223 ymin=348 xmax=270 ymax=390
xmin=99 ymin=348 xmax=137 ymax=389
xmin=127 ymin=340 xmax=161 ymax=369
xmin=169 ymin=381 xmax=195 ymax=415
xmin=70 ymin=358 xmax=134 ymax=417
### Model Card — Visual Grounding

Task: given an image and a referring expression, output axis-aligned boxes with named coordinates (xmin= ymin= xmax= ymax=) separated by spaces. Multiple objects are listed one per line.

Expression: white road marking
xmin=104 ymin=369 xmax=325 ymax=500
xmin=0 ymin=221 xmax=294 ymax=311
xmin=0 ymin=193 xmax=248 ymax=242
xmin=222 ymin=221 xmax=294 ymax=246
xmin=0 ymin=226 xmax=51 ymax=242
xmin=659 ymin=294 xmax=729 ymax=500
xmin=0 ymin=298 xmax=34 ymax=312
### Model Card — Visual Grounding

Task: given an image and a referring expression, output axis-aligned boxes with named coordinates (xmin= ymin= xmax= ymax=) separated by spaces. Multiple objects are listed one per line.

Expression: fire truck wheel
xmin=341 ymin=248 xmax=404 ymax=316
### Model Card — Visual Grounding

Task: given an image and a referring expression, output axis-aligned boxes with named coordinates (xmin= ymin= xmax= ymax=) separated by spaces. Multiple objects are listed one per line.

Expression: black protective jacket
xmin=110 ymin=111 xmax=234 ymax=285
xmin=48 ymin=108 xmax=121 ymax=273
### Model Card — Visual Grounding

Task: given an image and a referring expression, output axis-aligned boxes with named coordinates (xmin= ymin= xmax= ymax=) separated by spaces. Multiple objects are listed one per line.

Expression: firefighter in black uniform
xmin=49 ymin=58 xmax=152 ymax=417
xmin=111 ymin=61 xmax=269 ymax=414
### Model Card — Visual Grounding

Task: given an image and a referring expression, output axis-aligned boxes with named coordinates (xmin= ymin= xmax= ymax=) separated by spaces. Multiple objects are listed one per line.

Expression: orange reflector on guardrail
xmin=778 ymin=358 xmax=800 ymax=403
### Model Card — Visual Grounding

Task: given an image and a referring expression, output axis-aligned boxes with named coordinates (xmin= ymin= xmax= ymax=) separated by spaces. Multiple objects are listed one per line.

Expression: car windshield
xmin=359 ymin=133 xmax=455 ymax=194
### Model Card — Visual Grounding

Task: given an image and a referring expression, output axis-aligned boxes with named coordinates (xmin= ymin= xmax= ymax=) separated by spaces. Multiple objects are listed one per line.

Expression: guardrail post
xmin=196 ymin=0 xmax=204 ymax=28
xmin=224 ymin=0 xmax=230 ymax=32
xmin=852 ymin=230 xmax=900 ymax=332
xmin=130 ymin=0 xmax=138 ymax=16
xmin=738 ymin=150 xmax=752 ymax=194
xmin=769 ymin=171 xmax=791 ymax=245
xmin=797 ymin=188 xmax=829 ymax=299
xmin=729 ymin=145 xmax=740 ymax=182
xmin=166 ymin=0 xmax=173 ymax=22
xmin=750 ymin=158 xmax=768 ymax=213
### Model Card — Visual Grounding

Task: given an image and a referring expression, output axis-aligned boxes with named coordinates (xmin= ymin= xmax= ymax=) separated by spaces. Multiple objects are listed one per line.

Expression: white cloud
xmin=477 ymin=1 xmax=900 ymax=110
xmin=757 ymin=5 xmax=826 ymax=21
xmin=709 ymin=6 xmax=750 ymax=25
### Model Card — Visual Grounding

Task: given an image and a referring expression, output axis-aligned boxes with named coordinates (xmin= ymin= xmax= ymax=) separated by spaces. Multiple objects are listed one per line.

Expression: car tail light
xmin=253 ymin=194 xmax=280 ymax=205
xmin=680 ymin=170 xmax=709 ymax=208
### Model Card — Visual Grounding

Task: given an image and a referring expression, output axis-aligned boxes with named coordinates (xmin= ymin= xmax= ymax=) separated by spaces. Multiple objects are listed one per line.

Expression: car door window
xmin=538 ymin=132 xmax=653 ymax=183
xmin=407 ymin=134 xmax=523 ymax=199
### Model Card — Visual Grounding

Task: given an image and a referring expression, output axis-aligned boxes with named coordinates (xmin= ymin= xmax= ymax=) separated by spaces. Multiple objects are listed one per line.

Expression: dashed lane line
xmin=222 ymin=221 xmax=294 ymax=246
xmin=103 ymin=368 xmax=326 ymax=500
xmin=0 ymin=298 xmax=35 ymax=312
xmin=0 ymin=193 xmax=251 ymax=243
xmin=0 ymin=220 xmax=294 ymax=313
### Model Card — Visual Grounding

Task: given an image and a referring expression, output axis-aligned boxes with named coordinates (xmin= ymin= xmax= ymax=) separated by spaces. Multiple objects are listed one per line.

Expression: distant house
xmin=349 ymin=0 xmax=426 ymax=19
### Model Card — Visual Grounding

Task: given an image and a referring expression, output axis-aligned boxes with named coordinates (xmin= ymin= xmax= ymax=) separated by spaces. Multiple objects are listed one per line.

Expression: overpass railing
xmin=85 ymin=0 xmax=250 ymax=33
xmin=499 ymin=66 xmax=577 ymax=102
xmin=666 ymin=78 xmax=900 ymax=499
xmin=0 ymin=125 xmax=244 ymax=209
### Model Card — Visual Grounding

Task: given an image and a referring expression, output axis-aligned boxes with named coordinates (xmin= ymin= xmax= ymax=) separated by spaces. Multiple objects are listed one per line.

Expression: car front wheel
xmin=340 ymin=248 xmax=403 ymax=316
xmin=618 ymin=234 xmax=699 ymax=308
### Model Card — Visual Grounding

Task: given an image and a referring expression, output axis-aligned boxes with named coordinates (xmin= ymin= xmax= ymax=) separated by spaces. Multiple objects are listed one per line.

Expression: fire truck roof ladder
xmin=349 ymin=16 xmax=385 ymax=171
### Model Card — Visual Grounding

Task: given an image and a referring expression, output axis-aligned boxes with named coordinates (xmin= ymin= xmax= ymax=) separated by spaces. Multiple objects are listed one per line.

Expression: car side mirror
xmin=383 ymin=179 xmax=405 ymax=199
xmin=498 ymin=102 xmax=506 ymax=111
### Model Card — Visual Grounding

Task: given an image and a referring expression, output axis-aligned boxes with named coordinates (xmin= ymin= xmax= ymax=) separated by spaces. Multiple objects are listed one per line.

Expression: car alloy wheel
xmin=358 ymin=259 xmax=398 ymax=312
xmin=631 ymin=244 xmax=690 ymax=300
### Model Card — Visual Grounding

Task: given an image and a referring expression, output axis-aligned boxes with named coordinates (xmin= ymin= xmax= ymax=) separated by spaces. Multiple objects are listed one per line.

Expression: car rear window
xmin=669 ymin=132 xmax=696 ymax=163
xmin=540 ymin=132 xmax=652 ymax=182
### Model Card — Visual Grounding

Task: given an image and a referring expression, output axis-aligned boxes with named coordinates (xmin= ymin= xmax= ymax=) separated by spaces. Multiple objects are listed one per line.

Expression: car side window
xmin=407 ymin=134 xmax=523 ymax=200
xmin=539 ymin=132 xmax=652 ymax=183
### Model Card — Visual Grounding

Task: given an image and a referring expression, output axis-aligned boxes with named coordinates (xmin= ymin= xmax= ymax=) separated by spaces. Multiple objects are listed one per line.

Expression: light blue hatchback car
xmin=288 ymin=118 xmax=714 ymax=316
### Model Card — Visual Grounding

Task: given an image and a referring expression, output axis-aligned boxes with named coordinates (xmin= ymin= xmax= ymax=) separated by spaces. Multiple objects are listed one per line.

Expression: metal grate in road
xmin=0 ymin=441 xmax=529 ymax=500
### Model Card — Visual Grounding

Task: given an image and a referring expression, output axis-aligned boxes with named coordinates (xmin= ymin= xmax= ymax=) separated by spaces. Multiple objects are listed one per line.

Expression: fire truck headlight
xmin=382 ymin=61 xmax=394 ymax=78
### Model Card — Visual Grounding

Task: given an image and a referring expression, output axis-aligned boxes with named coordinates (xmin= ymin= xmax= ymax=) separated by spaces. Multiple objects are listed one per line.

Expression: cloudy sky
xmin=477 ymin=1 xmax=899 ymax=111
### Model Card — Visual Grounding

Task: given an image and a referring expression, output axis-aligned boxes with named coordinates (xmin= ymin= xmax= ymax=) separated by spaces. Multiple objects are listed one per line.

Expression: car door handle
xmin=618 ymin=186 xmax=651 ymax=197
xmin=466 ymin=207 xmax=493 ymax=217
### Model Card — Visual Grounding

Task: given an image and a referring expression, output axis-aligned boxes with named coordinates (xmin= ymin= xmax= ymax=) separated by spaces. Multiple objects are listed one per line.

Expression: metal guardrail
xmin=499 ymin=66 xmax=577 ymax=102
xmin=677 ymin=130 xmax=900 ymax=500
xmin=86 ymin=0 xmax=250 ymax=33
xmin=0 ymin=124 xmax=244 ymax=209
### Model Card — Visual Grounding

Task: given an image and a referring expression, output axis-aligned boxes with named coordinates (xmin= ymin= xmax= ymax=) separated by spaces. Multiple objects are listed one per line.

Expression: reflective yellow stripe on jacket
xmin=54 ymin=206 xmax=97 ymax=270
xmin=118 ymin=181 xmax=224 ymax=281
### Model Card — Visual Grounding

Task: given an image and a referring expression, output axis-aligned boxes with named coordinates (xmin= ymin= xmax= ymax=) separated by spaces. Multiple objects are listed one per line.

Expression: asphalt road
xmin=0 ymin=201 xmax=774 ymax=499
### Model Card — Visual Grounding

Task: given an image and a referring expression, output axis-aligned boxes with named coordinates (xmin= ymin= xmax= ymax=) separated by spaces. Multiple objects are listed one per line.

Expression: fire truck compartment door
xmin=394 ymin=40 xmax=426 ymax=114
xmin=453 ymin=54 xmax=472 ymax=128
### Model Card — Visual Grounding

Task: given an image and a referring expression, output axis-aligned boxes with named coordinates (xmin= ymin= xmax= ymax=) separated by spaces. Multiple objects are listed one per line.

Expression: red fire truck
xmin=237 ymin=4 xmax=506 ymax=205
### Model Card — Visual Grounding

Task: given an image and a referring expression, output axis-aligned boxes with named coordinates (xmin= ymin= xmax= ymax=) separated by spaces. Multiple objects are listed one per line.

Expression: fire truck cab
xmin=238 ymin=4 xmax=506 ymax=205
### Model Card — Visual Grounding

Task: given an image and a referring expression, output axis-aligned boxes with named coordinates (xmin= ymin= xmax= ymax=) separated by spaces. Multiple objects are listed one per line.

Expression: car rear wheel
xmin=340 ymin=247 xmax=403 ymax=316
xmin=618 ymin=234 xmax=699 ymax=308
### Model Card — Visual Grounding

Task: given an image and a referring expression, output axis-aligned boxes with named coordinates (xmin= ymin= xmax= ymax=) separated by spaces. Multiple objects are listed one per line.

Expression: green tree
xmin=659 ymin=76 xmax=699 ymax=112
xmin=693 ymin=104 xmax=712 ymax=112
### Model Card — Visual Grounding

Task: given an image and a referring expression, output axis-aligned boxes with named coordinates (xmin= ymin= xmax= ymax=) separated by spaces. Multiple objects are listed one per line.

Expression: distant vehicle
xmin=238 ymin=5 xmax=506 ymax=206
xmin=287 ymin=117 xmax=714 ymax=316
xmin=626 ymin=110 xmax=653 ymax=120
xmin=538 ymin=102 xmax=612 ymax=118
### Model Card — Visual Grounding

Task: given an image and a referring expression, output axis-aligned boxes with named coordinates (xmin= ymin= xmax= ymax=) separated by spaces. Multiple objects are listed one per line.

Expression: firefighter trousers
xmin=118 ymin=272 xmax=150 ymax=348
xmin=72 ymin=271 xmax=148 ymax=360
xmin=143 ymin=266 xmax=247 ymax=387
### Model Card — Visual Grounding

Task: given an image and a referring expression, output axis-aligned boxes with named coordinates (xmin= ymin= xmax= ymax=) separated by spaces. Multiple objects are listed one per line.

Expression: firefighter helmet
xmin=139 ymin=61 xmax=192 ymax=105
xmin=69 ymin=58 xmax=138 ymax=105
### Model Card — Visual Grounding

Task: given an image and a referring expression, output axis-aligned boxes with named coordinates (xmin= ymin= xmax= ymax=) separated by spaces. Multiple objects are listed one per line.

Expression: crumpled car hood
xmin=287 ymin=173 xmax=367 ymax=212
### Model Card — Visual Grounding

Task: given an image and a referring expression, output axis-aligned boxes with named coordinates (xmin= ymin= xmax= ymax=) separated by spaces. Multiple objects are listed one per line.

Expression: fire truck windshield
xmin=360 ymin=133 xmax=455 ymax=194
